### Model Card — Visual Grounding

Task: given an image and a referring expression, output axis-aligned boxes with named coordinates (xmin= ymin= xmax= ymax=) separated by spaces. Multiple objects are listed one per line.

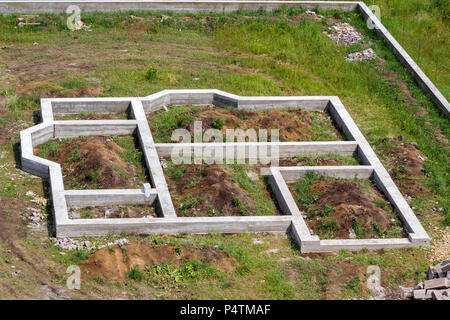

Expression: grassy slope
xmin=0 ymin=2 xmax=448 ymax=299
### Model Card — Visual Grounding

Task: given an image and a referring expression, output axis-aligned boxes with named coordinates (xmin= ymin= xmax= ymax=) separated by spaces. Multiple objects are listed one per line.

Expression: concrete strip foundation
xmin=0 ymin=1 xmax=448 ymax=117
xmin=19 ymin=89 xmax=431 ymax=252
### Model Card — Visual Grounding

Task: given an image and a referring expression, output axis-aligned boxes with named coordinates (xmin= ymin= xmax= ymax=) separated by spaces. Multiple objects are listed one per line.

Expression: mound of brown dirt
xmin=384 ymin=142 xmax=430 ymax=197
xmin=292 ymin=179 xmax=405 ymax=239
xmin=35 ymin=136 xmax=143 ymax=189
xmin=182 ymin=108 xmax=341 ymax=142
xmin=165 ymin=164 xmax=260 ymax=217
xmin=81 ymin=242 xmax=238 ymax=282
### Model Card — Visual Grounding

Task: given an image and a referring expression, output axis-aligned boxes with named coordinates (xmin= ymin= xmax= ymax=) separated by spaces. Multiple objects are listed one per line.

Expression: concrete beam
xmin=64 ymin=188 xmax=158 ymax=207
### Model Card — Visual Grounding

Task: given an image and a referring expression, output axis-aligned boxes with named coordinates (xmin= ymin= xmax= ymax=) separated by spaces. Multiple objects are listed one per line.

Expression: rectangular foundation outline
xmin=19 ymin=89 xmax=431 ymax=252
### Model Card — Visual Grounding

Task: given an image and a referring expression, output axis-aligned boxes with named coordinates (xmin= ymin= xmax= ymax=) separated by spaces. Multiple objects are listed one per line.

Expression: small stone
xmin=424 ymin=278 xmax=449 ymax=290
xmin=413 ymin=289 xmax=426 ymax=300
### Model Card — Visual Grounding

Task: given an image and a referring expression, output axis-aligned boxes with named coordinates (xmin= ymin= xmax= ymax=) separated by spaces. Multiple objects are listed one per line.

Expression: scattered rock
xmin=326 ymin=22 xmax=364 ymax=47
xmin=346 ymin=48 xmax=377 ymax=62
xmin=411 ymin=260 xmax=450 ymax=300
xmin=52 ymin=237 xmax=129 ymax=251
xmin=247 ymin=170 xmax=259 ymax=182
xmin=252 ymin=238 xmax=264 ymax=245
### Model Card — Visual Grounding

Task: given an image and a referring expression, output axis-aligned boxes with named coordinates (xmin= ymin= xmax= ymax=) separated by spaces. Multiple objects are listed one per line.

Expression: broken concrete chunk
xmin=424 ymin=278 xmax=449 ymax=290
xmin=413 ymin=289 xmax=426 ymax=300
xmin=441 ymin=260 xmax=450 ymax=273
xmin=431 ymin=290 xmax=445 ymax=300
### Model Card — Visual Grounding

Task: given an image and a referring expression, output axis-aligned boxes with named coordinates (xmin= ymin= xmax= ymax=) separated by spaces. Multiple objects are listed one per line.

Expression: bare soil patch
xmin=163 ymin=163 xmax=281 ymax=217
xmin=34 ymin=136 xmax=147 ymax=189
xmin=81 ymin=242 xmax=238 ymax=282
xmin=289 ymin=176 xmax=406 ymax=239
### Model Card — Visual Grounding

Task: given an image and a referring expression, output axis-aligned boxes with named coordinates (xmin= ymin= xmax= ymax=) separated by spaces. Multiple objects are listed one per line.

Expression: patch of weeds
xmin=207 ymin=205 xmax=219 ymax=216
xmin=317 ymin=218 xmax=339 ymax=238
xmin=232 ymin=196 xmax=250 ymax=216
xmin=309 ymin=112 xmax=341 ymax=141
xmin=293 ymin=172 xmax=321 ymax=210
xmin=93 ymin=276 xmax=107 ymax=285
xmin=166 ymin=162 xmax=187 ymax=179
xmin=296 ymin=153 xmax=359 ymax=166
xmin=311 ymin=204 xmax=334 ymax=218
xmin=37 ymin=139 xmax=66 ymax=158
xmin=80 ymin=209 xmax=92 ymax=219
xmin=352 ymin=217 xmax=370 ymax=239
xmin=230 ymin=165 xmax=277 ymax=216
xmin=374 ymin=198 xmax=387 ymax=209
xmin=211 ymin=117 xmax=225 ymax=129
xmin=145 ymin=65 xmax=158 ymax=81
xmin=344 ymin=276 xmax=362 ymax=295
xmin=88 ymin=169 xmax=101 ymax=182
xmin=127 ymin=265 xmax=144 ymax=282
xmin=111 ymin=164 xmax=128 ymax=179
xmin=0 ymin=181 xmax=17 ymax=197
xmin=179 ymin=194 xmax=201 ymax=214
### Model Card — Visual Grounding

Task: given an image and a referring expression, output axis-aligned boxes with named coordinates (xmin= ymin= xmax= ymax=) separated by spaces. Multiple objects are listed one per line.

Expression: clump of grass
xmin=127 ymin=265 xmax=144 ymax=282
xmin=166 ymin=162 xmax=187 ymax=179
xmin=211 ymin=117 xmax=225 ymax=129
xmin=232 ymin=196 xmax=250 ymax=216
xmin=145 ymin=65 xmax=158 ymax=80
xmin=293 ymin=172 xmax=321 ymax=210
xmin=80 ymin=209 xmax=92 ymax=219
xmin=88 ymin=169 xmax=101 ymax=182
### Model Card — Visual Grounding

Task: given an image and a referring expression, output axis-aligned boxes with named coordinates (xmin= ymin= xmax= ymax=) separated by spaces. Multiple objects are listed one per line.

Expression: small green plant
xmin=80 ymin=209 xmax=92 ymax=219
xmin=294 ymin=172 xmax=321 ymax=210
xmin=166 ymin=163 xmax=187 ymax=179
xmin=93 ymin=276 xmax=107 ymax=284
xmin=232 ymin=196 xmax=250 ymax=216
xmin=127 ymin=265 xmax=144 ymax=282
xmin=145 ymin=65 xmax=158 ymax=80
xmin=352 ymin=217 xmax=370 ymax=238
xmin=88 ymin=169 xmax=101 ymax=182
xmin=211 ymin=117 xmax=225 ymax=129
xmin=311 ymin=204 xmax=334 ymax=218
xmin=317 ymin=218 xmax=339 ymax=232
xmin=374 ymin=198 xmax=387 ymax=209
xmin=180 ymin=194 xmax=201 ymax=213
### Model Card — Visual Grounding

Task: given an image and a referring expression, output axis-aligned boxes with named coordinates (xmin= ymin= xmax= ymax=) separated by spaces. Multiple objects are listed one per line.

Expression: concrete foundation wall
xmin=19 ymin=90 xmax=431 ymax=252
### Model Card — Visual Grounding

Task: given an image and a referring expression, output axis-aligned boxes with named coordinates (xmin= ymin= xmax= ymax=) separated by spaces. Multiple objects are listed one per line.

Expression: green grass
xmin=147 ymin=106 xmax=206 ymax=143
xmin=230 ymin=164 xmax=279 ymax=216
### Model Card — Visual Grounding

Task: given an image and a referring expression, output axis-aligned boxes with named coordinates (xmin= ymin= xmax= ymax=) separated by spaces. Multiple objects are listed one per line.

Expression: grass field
xmin=0 ymin=1 xmax=448 ymax=299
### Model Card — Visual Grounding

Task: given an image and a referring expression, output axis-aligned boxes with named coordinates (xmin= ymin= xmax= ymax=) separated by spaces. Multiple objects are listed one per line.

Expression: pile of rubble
xmin=408 ymin=261 xmax=450 ymax=300
xmin=326 ymin=22 xmax=364 ymax=47
xmin=26 ymin=207 xmax=46 ymax=229
xmin=346 ymin=48 xmax=378 ymax=62
xmin=52 ymin=237 xmax=129 ymax=251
